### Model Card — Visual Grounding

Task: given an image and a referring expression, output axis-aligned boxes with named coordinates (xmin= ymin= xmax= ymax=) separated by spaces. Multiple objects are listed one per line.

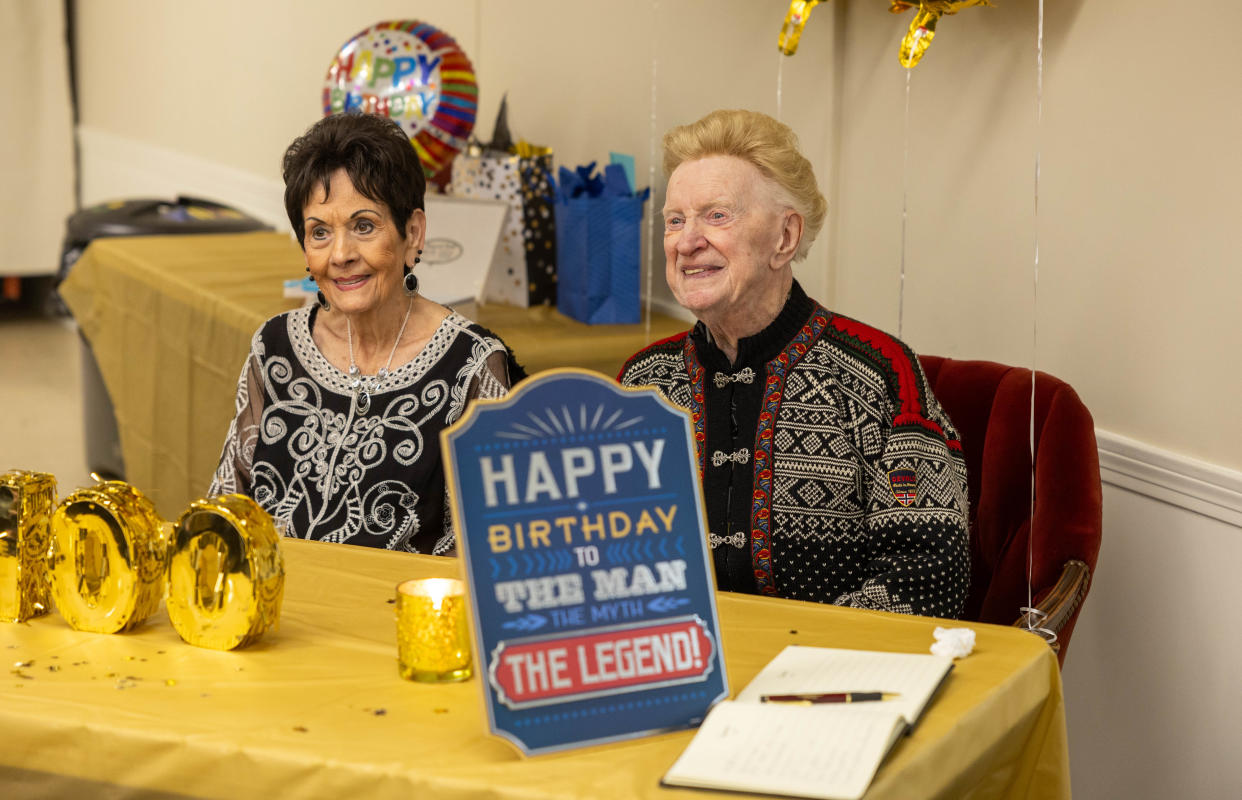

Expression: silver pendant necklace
xmin=346 ymin=299 xmax=413 ymax=414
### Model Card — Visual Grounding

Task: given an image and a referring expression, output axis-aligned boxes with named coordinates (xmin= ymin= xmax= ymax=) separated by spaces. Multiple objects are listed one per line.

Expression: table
xmin=57 ymin=232 xmax=688 ymax=519
xmin=0 ymin=537 xmax=1068 ymax=799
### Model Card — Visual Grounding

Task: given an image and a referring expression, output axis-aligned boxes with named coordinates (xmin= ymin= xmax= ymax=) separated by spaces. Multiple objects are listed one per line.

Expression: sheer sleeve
xmin=440 ymin=347 xmax=514 ymax=551
xmin=466 ymin=349 xmax=514 ymax=401
xmin=208 ymin=342 xmax=266 ymax=497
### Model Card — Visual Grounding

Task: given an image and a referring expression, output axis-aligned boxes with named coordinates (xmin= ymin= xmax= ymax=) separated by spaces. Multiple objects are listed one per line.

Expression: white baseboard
xmin=1096 ymin=429 xmax=1242 ymax=527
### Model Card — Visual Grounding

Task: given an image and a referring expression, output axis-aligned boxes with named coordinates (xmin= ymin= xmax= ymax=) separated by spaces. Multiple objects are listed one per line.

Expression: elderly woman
xmin=210 ymin=112 xmax=522 ymax=553
xmin=620 ymin=110 xmax=969 ymax=618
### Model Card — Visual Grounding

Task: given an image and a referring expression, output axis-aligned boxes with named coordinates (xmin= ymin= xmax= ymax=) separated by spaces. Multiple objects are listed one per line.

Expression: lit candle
xmin=0 ymin=470 xmax=57 ymax=623
xmin=395 ymin=578 xmax=472 ymax=682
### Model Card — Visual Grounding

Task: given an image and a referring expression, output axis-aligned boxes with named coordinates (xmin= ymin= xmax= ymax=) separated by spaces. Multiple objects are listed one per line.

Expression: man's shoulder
xmin=809 ymin=310 xmax=934 ymax=421
xmin=618 ymin=330 xmax=692 ymax=384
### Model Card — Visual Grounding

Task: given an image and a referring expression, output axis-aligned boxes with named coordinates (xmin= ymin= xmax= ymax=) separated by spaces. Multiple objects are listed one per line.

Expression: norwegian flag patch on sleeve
xmin=888 ymin=469 xmax=918 ymax=507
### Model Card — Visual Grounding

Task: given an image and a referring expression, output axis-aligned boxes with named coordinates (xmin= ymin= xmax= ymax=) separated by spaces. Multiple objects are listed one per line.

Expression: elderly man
xmin=619 ymin=109 xmax=969 ymax=618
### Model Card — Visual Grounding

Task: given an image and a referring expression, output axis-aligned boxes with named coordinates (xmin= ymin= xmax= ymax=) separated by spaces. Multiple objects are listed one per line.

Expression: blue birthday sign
xmin=442 ymin=370 xmax=728 ymax=755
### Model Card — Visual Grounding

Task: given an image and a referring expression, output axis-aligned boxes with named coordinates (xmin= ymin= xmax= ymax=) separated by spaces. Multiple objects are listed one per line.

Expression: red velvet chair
xmin=919 ymin=356 xmax=1102 ymax=666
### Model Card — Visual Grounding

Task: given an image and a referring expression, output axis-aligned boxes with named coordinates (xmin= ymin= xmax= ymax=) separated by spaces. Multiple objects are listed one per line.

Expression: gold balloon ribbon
xmin=890 ymin=1 xmax=993 ymax=68
xmin=0 ymin=470 xmax=57 ymax=623
xmin=167 ymin=494 xmax=285 ymax=650
xmin=514 ymin=139 xmax=553 ymax=159
xmin=49 ymin=480 xmax=167 ymax=634
xmin=778 ymin=0 xmax=825 ymax=56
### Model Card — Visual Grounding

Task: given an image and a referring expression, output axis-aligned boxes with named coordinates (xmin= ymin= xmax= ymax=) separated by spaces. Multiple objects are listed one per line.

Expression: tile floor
xmin=0 ymin=303 xmax=95 ymax=494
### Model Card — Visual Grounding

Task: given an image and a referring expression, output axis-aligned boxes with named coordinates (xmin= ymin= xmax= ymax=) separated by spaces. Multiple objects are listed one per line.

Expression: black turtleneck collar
xmin=690 ymin=280 xmax=817 ymax=370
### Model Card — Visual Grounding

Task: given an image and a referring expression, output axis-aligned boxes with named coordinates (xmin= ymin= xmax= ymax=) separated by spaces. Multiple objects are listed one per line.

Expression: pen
xmin=760 ymin=692 xmax=900 ymax=704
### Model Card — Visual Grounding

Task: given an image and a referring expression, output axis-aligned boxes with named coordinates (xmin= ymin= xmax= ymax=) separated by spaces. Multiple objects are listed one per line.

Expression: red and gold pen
xmin=760 ymin=692 xmax=900 ymax=704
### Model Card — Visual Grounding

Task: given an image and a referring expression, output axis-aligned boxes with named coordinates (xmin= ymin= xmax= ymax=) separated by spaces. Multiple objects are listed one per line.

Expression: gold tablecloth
xmin=0 ymin=538 xmax=1068 ymax=799
xmin=57 ymin=232 xmax=687 ymax=519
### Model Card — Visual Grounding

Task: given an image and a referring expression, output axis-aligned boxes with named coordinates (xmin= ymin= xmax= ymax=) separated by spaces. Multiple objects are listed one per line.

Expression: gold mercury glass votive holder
xmin=395 ymin=578 xmax=472 ymax=682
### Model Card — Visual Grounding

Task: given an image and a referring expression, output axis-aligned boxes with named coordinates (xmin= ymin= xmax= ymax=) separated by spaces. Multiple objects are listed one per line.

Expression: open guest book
xmin=662 ymin=646 xmax=955 ymax=800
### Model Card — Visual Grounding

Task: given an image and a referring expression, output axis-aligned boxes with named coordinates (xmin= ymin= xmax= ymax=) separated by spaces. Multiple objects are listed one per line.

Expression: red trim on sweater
xmin=832 ymin=318 xmax=962 ymax=450
xmin=893 ymin=413 xmax=945 ymax=437
xmin=830 ymin=316 xmax=922 ymax=417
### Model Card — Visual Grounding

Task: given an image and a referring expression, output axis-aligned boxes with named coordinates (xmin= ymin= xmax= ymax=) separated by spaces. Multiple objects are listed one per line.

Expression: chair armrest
xmin=1011 ymin=559 xmax=1092 ymax=654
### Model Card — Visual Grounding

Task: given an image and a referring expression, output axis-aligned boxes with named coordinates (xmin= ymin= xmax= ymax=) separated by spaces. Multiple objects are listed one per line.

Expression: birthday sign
xmin=443 ymin=370 xmax=728 ymax=755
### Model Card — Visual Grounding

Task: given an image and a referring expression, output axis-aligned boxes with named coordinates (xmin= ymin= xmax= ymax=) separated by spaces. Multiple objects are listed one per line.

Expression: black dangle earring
xmin=317 ymin=290 xmax=331 ymax=311
xmin=402 ymin=264 xmax=419 ymax=297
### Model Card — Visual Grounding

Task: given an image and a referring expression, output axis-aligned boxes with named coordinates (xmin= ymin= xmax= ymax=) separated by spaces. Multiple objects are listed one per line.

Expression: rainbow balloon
xmin=323 ymin=20 xmax=479 ymax=176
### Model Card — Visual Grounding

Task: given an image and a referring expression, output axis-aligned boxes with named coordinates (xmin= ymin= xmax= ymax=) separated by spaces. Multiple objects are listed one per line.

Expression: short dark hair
xmin=282 ymin=113 xmax=426 ymax=248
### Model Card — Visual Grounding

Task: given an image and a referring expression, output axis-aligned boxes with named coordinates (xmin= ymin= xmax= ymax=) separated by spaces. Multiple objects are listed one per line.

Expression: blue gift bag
xmin=553 ymin=163 xmax=649 ymax=325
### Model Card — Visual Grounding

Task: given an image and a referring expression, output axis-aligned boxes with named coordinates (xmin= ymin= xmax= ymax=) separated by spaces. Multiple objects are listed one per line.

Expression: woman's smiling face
xmin=302 ymin=167 xmax=423 ymax=317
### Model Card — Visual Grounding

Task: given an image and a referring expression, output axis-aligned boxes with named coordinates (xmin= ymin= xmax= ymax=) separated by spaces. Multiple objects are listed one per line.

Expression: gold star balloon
xmin=890 ymin=1 xmax=994 ymax=68
xmin=779 ymin=0 xmax=826 ymax=56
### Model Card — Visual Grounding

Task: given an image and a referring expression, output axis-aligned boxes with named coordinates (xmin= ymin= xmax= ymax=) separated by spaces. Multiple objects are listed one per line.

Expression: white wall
xmin=67 ymin=2 xmax=1242 ymax=797
xmin=1063 ymin=486 xmax=1242 ymax=799
xmin=74 ymin=0 xmax=1242 ymax=473
xmin=829 ymin=0 xmax=1242 ymax=473
xmin=1 ymin=0 xmax=74 ymax=275
xmin=73 ymin=0 xmax=839 ymax=315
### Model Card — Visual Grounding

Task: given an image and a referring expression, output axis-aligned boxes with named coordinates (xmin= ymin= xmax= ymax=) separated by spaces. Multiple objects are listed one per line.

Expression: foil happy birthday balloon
xmin=48 ymin=481 xmax=167 ymax=634
xmin=323 ymin=20 xmax=478 ymax=177
xmin=167 ymin=494 xmax=285 ymax=650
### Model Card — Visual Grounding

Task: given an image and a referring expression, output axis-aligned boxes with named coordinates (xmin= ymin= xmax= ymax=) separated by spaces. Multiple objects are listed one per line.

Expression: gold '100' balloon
xmin=48 ymin=481 xmax=167 ymax=634
xmin=167 ymin=494 xmax=285 ymax=650
xmin=0 ymin=470 xmax=57 ymax=622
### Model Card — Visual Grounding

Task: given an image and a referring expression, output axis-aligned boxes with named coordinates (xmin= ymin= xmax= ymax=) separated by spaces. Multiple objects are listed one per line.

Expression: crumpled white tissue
xmin=930 ymin=626 xmax=976 ymax=659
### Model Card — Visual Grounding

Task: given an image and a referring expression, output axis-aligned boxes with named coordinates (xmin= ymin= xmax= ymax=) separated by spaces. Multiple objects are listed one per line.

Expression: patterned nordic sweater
xmin=618 ymin=282 xmax=969 ymax=618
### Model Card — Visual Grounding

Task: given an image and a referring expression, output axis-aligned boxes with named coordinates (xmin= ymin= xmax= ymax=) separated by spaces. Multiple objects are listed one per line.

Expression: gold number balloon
xmin=890 ymin=1 xmax=994 ymax=68
xmin=48 ymin=481 xmax=167 ymax=634
xmin=778 ymin=0 xmax=824 ymax=56
xmin=167 ymin=494 xmax=285 ymax=650
xmin=0 ymin=470 xmax=57 ymax=622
